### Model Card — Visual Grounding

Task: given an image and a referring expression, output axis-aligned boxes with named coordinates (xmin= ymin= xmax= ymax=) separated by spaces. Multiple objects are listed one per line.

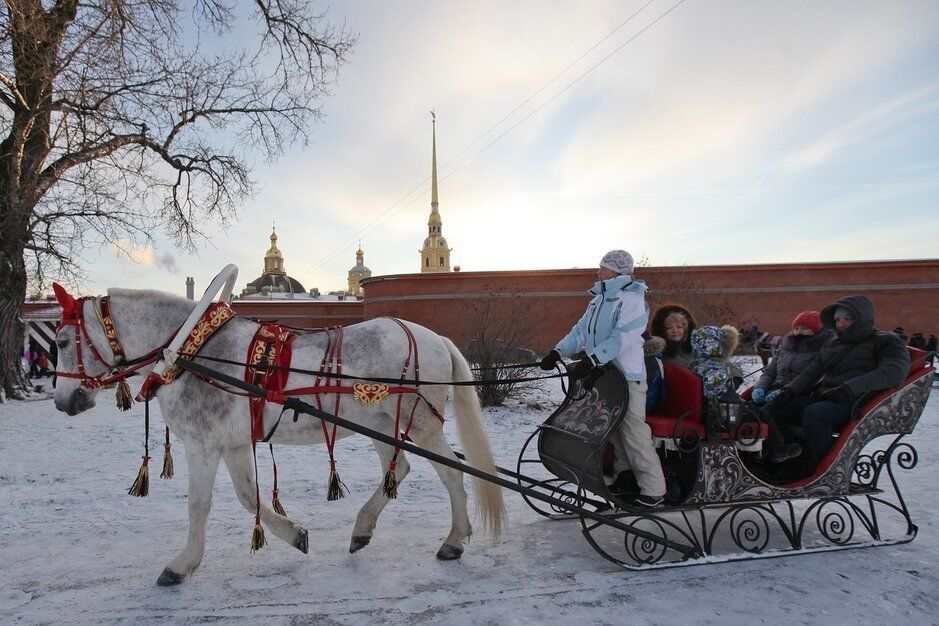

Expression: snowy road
xmin=1 ymin=376 xmax=937 ymax=624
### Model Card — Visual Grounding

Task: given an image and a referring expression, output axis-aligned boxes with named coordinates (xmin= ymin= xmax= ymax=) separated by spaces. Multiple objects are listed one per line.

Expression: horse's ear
xmin=52 ymin=282 xmax=77 ymax=317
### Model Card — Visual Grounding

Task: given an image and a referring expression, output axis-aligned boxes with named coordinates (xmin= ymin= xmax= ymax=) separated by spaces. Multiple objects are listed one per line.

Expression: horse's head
xmin=51 ymin=283 xmax=107 ymax=415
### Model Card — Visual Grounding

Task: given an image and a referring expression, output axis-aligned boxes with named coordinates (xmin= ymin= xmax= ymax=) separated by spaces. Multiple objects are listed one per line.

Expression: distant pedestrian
xmin=909 ymin=332 xmax=926 ymax=350
xmin=892 ymin=327 xmax=909 ymax=344
xmin=927 ymin=334 xmax=937 ymax=366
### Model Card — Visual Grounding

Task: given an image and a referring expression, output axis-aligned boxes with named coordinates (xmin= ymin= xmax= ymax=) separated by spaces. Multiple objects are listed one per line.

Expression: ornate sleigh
xmin=516 ymin=348 xmax=934 ymax=568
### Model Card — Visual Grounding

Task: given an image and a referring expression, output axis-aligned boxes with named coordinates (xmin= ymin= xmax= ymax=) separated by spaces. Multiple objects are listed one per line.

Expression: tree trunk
xmin=0 ymin=235 xmax=30 ymax=400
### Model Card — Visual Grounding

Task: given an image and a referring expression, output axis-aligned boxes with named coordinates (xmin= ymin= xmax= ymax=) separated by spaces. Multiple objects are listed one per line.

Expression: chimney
xmin=186 ymin=277 xmax=195 ymax=300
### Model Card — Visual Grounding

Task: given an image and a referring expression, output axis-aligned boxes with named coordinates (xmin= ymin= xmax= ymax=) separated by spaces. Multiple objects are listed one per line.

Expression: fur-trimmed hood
xmin=643 ymin=335 xmax=666 ymax=357
xmin=720 ymin=325 xmax=739 ymax=360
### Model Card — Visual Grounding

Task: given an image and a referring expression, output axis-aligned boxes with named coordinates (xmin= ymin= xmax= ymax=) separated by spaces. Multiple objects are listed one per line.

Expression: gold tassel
xmin=382 ymin=463 xmax=398 ymax=499
xmin=127 ymin=457 xmax=149 ymax=497
xmin=160 ymin=443 xmax=174 ymax=479
xmin=327 ymin=467 xmax=347 ymax=502
xmin=272 ymin=489 xmax=286 ymax=516
xmin=250 ymin=515 xmax=266 ymax=552
xmin=115 ymin=379 xmax=134 ymax=411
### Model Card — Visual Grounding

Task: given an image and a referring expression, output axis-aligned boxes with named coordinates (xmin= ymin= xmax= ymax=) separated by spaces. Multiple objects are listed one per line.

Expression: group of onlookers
xmin=894 ymin=328 xmax=936 ymax=365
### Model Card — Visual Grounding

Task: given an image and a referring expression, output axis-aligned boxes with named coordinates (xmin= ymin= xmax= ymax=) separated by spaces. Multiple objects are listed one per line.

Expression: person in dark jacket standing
xmin=770 ymin=296 xmax=910 ymax=476
xmin=926 ymin=334 xmax=937 ymax=366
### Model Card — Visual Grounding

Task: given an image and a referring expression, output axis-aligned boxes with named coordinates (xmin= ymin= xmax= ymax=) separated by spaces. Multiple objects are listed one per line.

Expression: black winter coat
xmin=786 ymin=296 xmax=910 ymax=400
xmin=756 ymin=330 xmax=832 ymax=391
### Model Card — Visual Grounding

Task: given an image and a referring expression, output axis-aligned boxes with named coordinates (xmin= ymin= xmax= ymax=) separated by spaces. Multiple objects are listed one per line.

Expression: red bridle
xmin=55 ymin=296 xmax=164 ymax=390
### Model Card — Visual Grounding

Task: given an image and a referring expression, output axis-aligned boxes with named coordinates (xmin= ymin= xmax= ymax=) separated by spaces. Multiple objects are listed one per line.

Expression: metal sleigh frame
xmin=174 ymin=353 xmax=933 ymax=571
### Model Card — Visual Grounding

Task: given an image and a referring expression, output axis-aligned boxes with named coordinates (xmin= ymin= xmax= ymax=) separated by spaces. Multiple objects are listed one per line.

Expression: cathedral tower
xmin=420 ymin=111 xmax=452 ymax=273
xmin=347 ymin=245 xmax=371 ymax=295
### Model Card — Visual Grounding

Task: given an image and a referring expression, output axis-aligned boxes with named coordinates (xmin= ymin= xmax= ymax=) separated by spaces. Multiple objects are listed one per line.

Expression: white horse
xmin=52 ymin=287 xmax=504 ymax=585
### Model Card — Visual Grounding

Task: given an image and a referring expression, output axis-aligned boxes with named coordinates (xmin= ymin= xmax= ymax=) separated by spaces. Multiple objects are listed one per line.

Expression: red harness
xmin=137 ymin=302 xmax=235 ymax=400
xmin=56 ymin=296 xmax=164 ymax=389
xmin=249 ymin=319 xmax=445 ymax=441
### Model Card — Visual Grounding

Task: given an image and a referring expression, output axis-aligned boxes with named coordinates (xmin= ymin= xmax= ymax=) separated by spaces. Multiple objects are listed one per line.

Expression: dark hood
xmin=821 ymin=295 xmax=876 ymax=343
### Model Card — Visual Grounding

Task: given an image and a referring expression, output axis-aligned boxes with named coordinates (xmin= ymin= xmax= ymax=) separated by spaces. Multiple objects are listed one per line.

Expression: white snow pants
xmin=609 ymin=380 xmax=667 ymax=497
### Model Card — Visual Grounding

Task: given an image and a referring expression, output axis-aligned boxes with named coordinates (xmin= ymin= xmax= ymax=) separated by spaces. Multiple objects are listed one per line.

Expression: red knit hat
xmin=791 ymin=310 xmax=823 ymax=334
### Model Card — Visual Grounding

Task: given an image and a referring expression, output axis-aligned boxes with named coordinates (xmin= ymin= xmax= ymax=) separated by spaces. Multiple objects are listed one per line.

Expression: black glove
xmin=773 ymin=388 xmax=794 ymax=404
xmin=539 ymin=349 xmax=562 ymax=371
xmin=581 ymin=366 xmax=605 ymax=392
xmin=820 ymin=385 xmax=852 ymax=403
xmin=568 ymin=356 xmax=596 ymax=380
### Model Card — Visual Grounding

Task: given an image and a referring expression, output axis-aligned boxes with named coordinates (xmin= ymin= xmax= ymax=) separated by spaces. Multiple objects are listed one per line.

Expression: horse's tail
xmin=442 ymin=336 xmax=505 ymax=539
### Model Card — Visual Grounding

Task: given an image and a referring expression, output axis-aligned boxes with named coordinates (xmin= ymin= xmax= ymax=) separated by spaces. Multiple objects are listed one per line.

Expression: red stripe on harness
xmin=246 ymin=324 xmax=298 ymax=441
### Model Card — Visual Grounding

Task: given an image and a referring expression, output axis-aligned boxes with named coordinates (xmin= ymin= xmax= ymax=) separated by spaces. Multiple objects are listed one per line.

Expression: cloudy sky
xmin=81 ymin=0 xmax=939 ymax=296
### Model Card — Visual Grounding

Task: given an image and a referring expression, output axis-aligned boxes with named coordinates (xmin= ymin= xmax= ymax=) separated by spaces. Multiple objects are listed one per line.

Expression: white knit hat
xmin=599 ymin=249 xmax=634 ymax=275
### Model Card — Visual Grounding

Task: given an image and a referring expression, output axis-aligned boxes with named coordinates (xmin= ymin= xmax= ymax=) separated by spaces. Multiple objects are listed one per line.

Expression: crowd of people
xmin=539 ymin=248 xmax=920 ymax=508
xmin=892 ymin=327 xmax=936 ymax=365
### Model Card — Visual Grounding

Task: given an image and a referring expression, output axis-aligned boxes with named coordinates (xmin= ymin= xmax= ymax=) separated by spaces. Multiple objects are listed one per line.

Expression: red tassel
xmin=327 ymin=462 xmax=347 ymax=501
xmin=127 ymin=456 xmax=150 ymax=497
xmin=272 ymin=489 xmax=286 ymax=516
xmin=250 ymin=515 xmax=266 ymax=552
xmin=160 ymin=427 xmax=174 ymax=479
xmin=382 ymin=460 xmax=398 ymax=499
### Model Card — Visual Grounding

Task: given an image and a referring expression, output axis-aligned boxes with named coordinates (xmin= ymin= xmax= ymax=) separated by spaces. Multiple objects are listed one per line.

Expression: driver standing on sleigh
xmin=539 ymin=250 xmax=667 ymax=508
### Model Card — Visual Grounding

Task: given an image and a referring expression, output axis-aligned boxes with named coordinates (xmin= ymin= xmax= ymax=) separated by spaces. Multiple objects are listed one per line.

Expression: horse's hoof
xmin=294 ymin=528 xmax=309 ymax=554
xmin=349 ymin=535 xmax=371 ymax=554
xmin=436 ymin=543 xmax=464 ymax=561
xmin=157 ymin=568 xmax=185 ymax=586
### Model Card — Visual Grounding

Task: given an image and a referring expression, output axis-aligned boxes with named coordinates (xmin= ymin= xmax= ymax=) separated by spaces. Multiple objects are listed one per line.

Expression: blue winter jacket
xmin=555 ymin=275 xmax=649 ymax=381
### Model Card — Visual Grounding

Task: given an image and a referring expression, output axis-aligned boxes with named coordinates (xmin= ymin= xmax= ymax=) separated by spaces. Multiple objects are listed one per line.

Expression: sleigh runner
xmin=50 ymin=264 xmax=934 ymax=581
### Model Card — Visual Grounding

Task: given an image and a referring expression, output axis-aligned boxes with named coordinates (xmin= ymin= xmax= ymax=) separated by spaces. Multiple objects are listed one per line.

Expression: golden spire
xmin=264 ymin=226 xmax=285 ymax=275
xmin=431 ymin=109 xmax=438 ymax=210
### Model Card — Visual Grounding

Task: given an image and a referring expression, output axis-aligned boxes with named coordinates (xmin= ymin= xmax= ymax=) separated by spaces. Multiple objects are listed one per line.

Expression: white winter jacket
xmin=554 ymin=275 xmax=649 ymax=381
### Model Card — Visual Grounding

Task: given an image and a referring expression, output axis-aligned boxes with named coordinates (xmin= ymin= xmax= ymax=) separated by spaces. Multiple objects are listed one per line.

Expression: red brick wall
xmin=24 ymin=260 xmax=939 ymax=355
xmin=230 ymin=299 xmax=364 ymax=328
xmin=361 ymin=260 xmax=939 ymax=353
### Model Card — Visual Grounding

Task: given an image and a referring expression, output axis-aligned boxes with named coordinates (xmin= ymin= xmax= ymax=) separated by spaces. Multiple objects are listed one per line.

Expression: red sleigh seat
xmin=646 ymin=365 xmax=706 ymax=440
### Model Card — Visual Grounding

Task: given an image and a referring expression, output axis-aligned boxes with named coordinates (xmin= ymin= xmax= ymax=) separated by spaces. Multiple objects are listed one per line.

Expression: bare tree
xmin=463 ymin=283 xmax=539 ymax=407
xmin=0 ymin=1 xmax=354 ymax=398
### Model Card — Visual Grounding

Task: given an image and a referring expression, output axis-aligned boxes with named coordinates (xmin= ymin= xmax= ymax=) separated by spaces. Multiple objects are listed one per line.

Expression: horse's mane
xmin=107 ymin=288 xmax=192 ymax=305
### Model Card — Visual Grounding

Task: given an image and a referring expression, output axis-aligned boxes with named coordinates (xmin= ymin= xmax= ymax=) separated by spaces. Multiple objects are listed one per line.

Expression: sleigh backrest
xmin=654 ymin=365 xmax=704 ymax=419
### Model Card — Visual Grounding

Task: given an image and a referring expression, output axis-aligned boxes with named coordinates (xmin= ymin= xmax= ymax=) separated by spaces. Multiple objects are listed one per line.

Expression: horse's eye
xmin=57 ymin=339 xmax=69 ymax=349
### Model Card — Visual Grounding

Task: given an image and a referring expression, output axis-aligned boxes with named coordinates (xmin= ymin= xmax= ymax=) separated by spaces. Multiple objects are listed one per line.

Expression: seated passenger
xmin=650 ymin=303 xmax=697 ymax=368
xmin=689 ymin=326 xmax=738 ymax=401
xmin=539 ymin=249 xmax=666 ymax=508
xmin=643 ymin=333 xmax=666 ymax=411
xmin=751 ymin=310 xmax=832 ymax=462
xmin=769 ymin=296 xmax=910 ymax=476
xmin=753 ymin=311 xmax=832 ymax=404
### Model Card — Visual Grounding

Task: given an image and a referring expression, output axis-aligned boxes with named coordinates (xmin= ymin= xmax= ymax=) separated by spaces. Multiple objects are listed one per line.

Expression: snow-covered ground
xmin=2 ymin=369 xmax=938 ymax=624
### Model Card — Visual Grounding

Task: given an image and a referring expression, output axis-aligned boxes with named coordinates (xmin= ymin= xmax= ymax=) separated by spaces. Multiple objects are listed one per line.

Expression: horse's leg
xmin=158 ymin=441 xmax=221 ymax=586
xmin=408 ymin=424 xmax=472 ymax=560
xmin=222 ymin=444 xmax=309 ymax=553
xmin=349 ymin=413 xmax=411 ymax=553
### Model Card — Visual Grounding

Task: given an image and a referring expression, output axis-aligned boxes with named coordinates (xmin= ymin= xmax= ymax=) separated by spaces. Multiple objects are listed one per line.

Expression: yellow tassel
xmin=115 ymin=379 xmax=134 ymax=411
xmin=160 ymin=444 xmax=174 ymax=479
xmin=127 ymin=458 xmax=149 ymax=497
xmin=327 ymin=468 xmax=347 ymax=501
xmin=382 ymin=467 xmax=398 ymax=499
xmin=250 ymin=516 xmax=266 ymax=552
xmin=272 ymin=490 xmax=286 ymax=516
